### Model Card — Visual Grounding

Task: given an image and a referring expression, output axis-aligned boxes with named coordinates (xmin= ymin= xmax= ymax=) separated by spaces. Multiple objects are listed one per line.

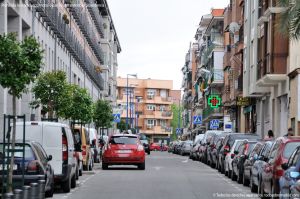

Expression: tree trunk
xmin=7 ymin=95 xmax=16 ymax=192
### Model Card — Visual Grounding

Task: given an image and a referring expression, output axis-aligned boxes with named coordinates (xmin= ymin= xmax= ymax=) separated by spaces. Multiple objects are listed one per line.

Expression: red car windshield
xmin=109 ymin=136 xmax=138 ymax=145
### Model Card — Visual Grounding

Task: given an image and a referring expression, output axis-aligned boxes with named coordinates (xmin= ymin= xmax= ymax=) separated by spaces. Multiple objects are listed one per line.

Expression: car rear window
xmin=0 ymin=144 xmax=35 ymax=160
xmin=284 ymin=142 xmax=300 ymax=159
xmin=228 ymin=135 xmax=259 ymax=147
xmin=110 ymin=136 xmax=138 ymax=145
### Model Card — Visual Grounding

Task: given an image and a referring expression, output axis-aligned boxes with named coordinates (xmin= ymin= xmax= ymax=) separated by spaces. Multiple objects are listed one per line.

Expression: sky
xmin=108 ymin=0 xmax=229 ymax=90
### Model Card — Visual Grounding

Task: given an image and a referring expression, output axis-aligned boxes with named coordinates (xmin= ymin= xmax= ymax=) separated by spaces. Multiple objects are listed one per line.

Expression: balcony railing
xmin=84 ymin=0 xmax=105 ymax=38
xmin=203 ymin=106 xmax=223 ymax=121
xmin=33 ymin=0 xmax=104 ymax=89
xmin=161 ymin=111 xmax=172 ymax=117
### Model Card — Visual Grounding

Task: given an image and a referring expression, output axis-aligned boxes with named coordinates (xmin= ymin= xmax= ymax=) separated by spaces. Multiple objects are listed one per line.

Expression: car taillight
xmin=62 ymin=136 xmax=68 ymax=161
xmin=27 ymin=160 xmax=39 ymax=173
xmin=231 ymin=154 xmax=235 ymax=159
xmin=137 ymin=145 xmax=144 ymax=151
xmin=275 ymin=164 xmax=284 ymax=177
xmin=82 ymin=145 xmax=86 ymax=156
xmin=224 ymin=145 xmax=230 ymax=155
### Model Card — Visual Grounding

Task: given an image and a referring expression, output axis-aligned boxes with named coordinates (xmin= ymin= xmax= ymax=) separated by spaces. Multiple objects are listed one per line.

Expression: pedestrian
xmin=264 ymin=130 xmax=274 ymax=140
xmin=285 ymin=128 xmax=294 ymax=137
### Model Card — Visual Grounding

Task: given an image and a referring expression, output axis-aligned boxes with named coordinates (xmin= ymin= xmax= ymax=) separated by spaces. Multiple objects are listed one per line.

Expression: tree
xmin=170 ymin=104 xmax=182 ymax=140
xmin=30 ymin=71 xmax=70 ymax=119
xmin=93 ymin=99 xmax=113 ymax=136
xmin=278 ymin=0 xmax=300 ymax=39
xmin=64 ymin=84 xmax=94 ymax=124
xmin=0 ymin=33 xmax=43 ymax=192
xmin=117 ymin=120 xmax=128 ymax=132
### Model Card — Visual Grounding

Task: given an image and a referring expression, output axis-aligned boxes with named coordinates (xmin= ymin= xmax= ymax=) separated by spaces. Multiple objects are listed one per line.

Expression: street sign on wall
xmin=210 ymin=119 xmax=219 ymax=129
xmin=113 ymin=114 xmax=121 ymax=123
xmin=193 ymin=115 xmax=202 ymax=125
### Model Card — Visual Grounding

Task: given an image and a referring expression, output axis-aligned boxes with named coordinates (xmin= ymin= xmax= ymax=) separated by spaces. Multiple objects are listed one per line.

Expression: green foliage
xmin=31 ymin=71 xmax=69 ymax=118
xmin=93 ymin=99 xmax=114 ymax=129
xmin=117 ymin=120 xmax=128 ymax=132
xmin=0 ymin=33 xmax=43 ymax=97
xmin=64 ymin=84 xmax=94 ymax=123
xmin=278 ymin=0 xmax=300 ymax=40
xmin=170 ymin=104 xmax=182 ymax=140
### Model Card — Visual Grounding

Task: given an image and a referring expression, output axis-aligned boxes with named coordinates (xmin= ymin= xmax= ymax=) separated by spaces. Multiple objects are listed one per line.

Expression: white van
xmin=15 ymin=121 xmax=77 ymax=193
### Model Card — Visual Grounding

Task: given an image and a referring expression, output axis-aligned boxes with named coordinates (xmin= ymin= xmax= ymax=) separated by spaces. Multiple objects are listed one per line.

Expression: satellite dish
xmin=229 ymin=22 xmax=240 ymax=33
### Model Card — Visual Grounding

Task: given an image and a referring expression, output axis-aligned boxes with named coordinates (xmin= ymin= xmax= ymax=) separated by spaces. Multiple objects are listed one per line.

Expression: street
xmin=53 ymin=152 xmax=257 ymax=199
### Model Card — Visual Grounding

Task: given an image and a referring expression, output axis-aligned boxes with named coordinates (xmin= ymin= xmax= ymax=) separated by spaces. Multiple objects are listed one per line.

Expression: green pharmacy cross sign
xmin=208 ymin=95 xmax=221 ymax=108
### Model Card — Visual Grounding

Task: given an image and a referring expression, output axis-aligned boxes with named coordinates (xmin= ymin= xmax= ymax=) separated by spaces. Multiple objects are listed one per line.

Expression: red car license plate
xmin=117 ymin=150 xmax=131 ymax=154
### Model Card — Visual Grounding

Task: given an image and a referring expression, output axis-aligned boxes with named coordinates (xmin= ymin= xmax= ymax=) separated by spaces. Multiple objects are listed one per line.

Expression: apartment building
xmin=192 ymin=9 xmax=225 ymax=132
xmin=0 ymin=0 xmax=121 ymax=129
xmin=243 ymin=0 xmax=288 ymax=137
xmin=223 ymin=0 xmax=246 ymax=133
xmin=117 ymin=78 xmax=175 ymax=143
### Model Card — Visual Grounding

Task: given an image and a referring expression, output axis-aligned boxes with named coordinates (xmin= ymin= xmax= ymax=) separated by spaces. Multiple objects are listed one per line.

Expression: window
xmin=109 ymin=136 xmax=138 ymax=145
xmin=147 ymin=104 xmax=155 ymax=110
xmin=269 ymin=141 xmax=280 ymax=160
xmin=147 ymin=89 xmax=156 ymax=98
xmin=284 ymin=142 xmax=300 ymax=159
xmin=160 ymin=119 xmax=166 ymax=127
xmin=147 ymin=120 xmax=155 ymax=125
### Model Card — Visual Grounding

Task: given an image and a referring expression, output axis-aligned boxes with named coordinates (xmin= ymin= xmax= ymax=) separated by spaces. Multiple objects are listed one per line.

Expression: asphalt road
xmin=53 ymin=151 xmax=259 ymax=199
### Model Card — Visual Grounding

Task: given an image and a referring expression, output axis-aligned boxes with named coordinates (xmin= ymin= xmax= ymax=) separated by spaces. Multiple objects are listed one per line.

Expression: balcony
xmin=256 ymin=54 xmax=287 ymax=87
xmin=202 ymin=106 xmax=223 ymax=122
xmin=223 ymin=52 xmax=231 ymax=69
xmin=84 ymin=0 xmax=105 ymax=38
xmin=211 ymin=69 xmax=224 ymax=86
xmin=223 ymin=7 xmax=232 ymax=30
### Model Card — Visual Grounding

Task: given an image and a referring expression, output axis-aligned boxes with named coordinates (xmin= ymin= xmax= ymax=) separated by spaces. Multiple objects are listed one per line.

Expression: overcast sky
xmin=108 ymin=0 xmax=229 ymax=90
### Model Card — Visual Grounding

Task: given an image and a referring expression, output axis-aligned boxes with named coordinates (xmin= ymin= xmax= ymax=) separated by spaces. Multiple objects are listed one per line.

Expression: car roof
xmin=15 ymin=121 xmax=69 ymax=127
xmin=111 ymin=134 xmax=138 ymax=138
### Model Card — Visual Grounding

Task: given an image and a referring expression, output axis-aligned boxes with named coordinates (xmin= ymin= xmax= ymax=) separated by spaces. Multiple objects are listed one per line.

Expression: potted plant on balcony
xmin=63 ymin=13 xmax=69 ymax=24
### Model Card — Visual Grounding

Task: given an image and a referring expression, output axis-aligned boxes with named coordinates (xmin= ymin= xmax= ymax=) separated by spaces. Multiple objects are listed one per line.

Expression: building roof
xmin=211 ymin=9 xmax=225 ymax=17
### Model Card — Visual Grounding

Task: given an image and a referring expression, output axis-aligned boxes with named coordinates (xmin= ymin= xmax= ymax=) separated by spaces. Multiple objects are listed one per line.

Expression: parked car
xmin=150 ymin=143 xmax=161 ymax=151
xmin=88 ymin=128 xmax=100 ymax=163
xmin=260 ymin=137 xmax=300 ymax=196
xmin=15 ymin=121 xmax=77 ymax=193
xmin=224 ymin=139 xmax=245 ymax=178
xmin=102 ymin=134 xmax=146 ymax=170
xmin=218 ymin=133 xmax=260 ymax=174
xmin=190 ymin=134 xmax=204 ymax=160
xmin=199 ymin=130 xmax=224 ymax=163
xmin=250 ymin=140 xmax=274 ymax=193
xmin=180 ymin=141 xmax=193 ymax=156
xmin=207 ymin=132 xmax=227 ymax=167
xmin=231 ymin=140 xmax=257 ymax=183
xmin=243 ymin=141 xmax=264 ymax=187
xmin=212 ymin=134 xmax=226 ymax=169
xmin=0 ymin=140 xmax=55 ymax=197
xmin=73 ymin=126 xmax=93 ymax=171
xmin=279 ymin=146 xmax=300 ymax=198
xmin=138 ymin=134 xmax=150 ymax=155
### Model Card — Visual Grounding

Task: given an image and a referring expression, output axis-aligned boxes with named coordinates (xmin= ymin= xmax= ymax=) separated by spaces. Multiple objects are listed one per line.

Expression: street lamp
xmin=126 ymin=74 xmax=137 ymax=130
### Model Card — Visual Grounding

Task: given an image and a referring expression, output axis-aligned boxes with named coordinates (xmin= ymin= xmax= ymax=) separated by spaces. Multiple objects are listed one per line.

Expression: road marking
xmin=182 ymin=159 xmax=189 ymax=163
xmin=153 ymin=166 xmax=163 ymax=171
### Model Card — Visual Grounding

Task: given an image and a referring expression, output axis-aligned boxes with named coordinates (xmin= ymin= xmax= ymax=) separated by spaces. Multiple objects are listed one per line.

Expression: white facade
xmin=243 ymin=0 xmax=288 ymax=137
xmin=0 ymin=0 xmax=121 ymax=132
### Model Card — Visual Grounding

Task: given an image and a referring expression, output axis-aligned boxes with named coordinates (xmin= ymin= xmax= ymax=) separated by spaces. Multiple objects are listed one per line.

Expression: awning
xmin=243 ymin=105 xmax=253 ymax=114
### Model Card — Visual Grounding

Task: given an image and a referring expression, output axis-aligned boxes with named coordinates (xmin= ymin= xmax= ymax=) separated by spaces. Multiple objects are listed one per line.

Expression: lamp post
xmin=126 ymin=74 xmax=137 ymax=130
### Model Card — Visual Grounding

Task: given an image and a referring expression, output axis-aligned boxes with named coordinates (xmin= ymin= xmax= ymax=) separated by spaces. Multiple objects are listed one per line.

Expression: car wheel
xmin=147 ymin=150 xmax=150 ymax=155
xmin=102 ymin=162 xmax=108 ymax=170
xmin=71 ymin=174 xmax=76 ymax=188
xmin=75 ymin=165 xmax=79 ymax=180
xmin=79 ymin=161 xmax=83 ymax=176
xmin=250 ymin=174 xmax=257 ymax=193
xmin=231 ymin=170 xmax=236 ymax=181
xmin=62 ymin=177 xmax=71 ymax=193
xmin=237 ymin=170 xmax=242 ymax=184
xmin=228 ymin=170 xmax=232 ymax=179
xmin=138 ymin=162 xmax=145 ymax=170
xmin=243 ymin=172 xmax=249 ymax=186
xmin=271 ymin=184 xmax=278 ymax=199
xmin=45 ymin=181 xmax=54 ymax=198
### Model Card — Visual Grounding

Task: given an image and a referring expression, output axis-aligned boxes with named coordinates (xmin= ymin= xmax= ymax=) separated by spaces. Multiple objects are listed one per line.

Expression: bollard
xmin=13 ymin=189 xmax=23 ymax=199
xmin=3 ymin=192 xmax=14 ymax=199
xmin=29 ymin=183 xmax=39 ymax=199
xmin=38 ymin=180 xmax=45 ymax=199
xmin=22 ymin=186 xmax=31 ymax=199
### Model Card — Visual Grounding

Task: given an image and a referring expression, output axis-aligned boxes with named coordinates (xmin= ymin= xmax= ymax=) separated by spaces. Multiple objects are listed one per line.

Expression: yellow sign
xmin=237 ymin=97 xmax=250 ymax=106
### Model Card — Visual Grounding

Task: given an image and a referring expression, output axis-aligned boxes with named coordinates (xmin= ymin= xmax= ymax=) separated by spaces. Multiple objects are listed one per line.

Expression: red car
xmin=260 ymin=136 xmax=300 ymax=196
xmin=150 ymin=143 xmax=161 ymax=151
xmin=102 ymin=134 xmax=146 ymax=170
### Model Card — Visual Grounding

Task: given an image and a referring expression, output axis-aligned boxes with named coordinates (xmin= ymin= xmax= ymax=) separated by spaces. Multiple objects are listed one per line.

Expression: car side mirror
xmin=281 ymin=163 xmax=289 ymax=170
xmin=47 ymin=155 xmax=52 ymax=161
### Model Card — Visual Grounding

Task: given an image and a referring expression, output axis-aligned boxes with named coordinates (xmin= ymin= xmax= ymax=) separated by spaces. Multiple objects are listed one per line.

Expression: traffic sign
xmin=113 ymin=114 xmax=121 ymax=123
xmin=210 ymin=119 xmax=219 ymax=129
xmin=176 ymin=128 xmax=182 ymax=135
xmin=193 ymin=115 xmax=202 ymax=125
xmin=208 ymin=95 xmax=221 ymax=108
